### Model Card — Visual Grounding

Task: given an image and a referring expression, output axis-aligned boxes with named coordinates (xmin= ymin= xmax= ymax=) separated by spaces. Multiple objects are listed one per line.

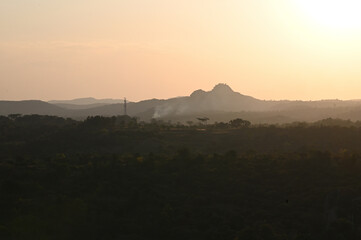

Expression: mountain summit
xmin=153 ymin=83 xmax=264 ymax=118
xmin=211 ymin=83 xmax=234 ymax=94
xmin=191 ymin=84 xmax=233 ymax=98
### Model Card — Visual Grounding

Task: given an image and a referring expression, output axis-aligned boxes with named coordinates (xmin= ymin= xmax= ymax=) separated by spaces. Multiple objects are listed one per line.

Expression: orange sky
xmin=1 ymin=0 xmax=361 ymax=101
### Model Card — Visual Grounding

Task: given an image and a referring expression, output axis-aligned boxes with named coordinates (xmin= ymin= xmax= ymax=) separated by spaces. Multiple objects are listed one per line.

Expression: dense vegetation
xmin=2 ymin=115 xmax=361 ymax=239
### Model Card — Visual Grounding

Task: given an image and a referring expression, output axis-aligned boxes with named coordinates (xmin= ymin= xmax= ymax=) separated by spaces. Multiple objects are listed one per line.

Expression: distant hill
xmin=49 ymin=97 xmax=125 ymax=105
xmin=0 ymin=100 xmax=71 ymax=116
xmin=2 ymin=84 xmax=361 ymax=123
xmin=152 ymin=84 xmax=361 ymax=118
xmin=0 ymin=100 xmax=69 ymax=116
xmin=67 ymin=99 xmax=164 ymax=119
xmin=153 ymin=84 xmax=266 ymax=118
xmin=0 ymin=99 xmax=163 ymax=120
xmin=53 ymin=103 xmax=111 ymax=110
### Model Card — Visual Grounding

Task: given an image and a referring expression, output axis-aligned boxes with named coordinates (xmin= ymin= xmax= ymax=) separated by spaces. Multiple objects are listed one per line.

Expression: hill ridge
xmin=2 ymin=83 xmax=361 ymax=123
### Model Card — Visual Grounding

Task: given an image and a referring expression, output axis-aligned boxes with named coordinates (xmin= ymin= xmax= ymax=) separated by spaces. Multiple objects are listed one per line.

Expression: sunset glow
xmin=1 ymin=1 xmax=361 ymax=101
xmin=294 ymin=0 xmax=361 ymax=30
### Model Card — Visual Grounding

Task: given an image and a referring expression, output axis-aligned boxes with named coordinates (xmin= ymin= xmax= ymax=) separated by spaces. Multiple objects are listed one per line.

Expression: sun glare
xmin=294 ymin=0 xmax=361 ymax=30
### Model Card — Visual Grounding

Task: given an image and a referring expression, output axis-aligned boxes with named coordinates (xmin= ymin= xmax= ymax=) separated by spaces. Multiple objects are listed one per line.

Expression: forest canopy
xmin=1 ymin=115 xmax=361 ymax=239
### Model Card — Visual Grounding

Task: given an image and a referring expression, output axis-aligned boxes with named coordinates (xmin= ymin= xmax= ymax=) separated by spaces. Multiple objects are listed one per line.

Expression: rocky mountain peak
xmin=211 ymin=83 xmax=234 ymax=94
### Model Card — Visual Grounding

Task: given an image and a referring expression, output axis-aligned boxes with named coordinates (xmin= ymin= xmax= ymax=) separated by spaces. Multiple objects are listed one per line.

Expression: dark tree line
xmin=1 ymin=115 xmax=361 ymax=239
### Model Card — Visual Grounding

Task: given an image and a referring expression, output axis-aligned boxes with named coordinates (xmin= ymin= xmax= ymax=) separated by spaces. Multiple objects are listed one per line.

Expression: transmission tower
xmin=124 ymin=98 xmax=127 ymax=115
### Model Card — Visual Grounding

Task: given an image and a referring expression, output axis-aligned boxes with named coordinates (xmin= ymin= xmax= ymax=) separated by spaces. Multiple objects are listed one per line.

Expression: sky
xmin=1 ymin=0 xmax=361 ymax=101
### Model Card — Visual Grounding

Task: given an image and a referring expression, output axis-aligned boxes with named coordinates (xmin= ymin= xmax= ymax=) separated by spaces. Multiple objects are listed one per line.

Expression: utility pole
xmin=124 ymin=98 xmax=127 ymax=115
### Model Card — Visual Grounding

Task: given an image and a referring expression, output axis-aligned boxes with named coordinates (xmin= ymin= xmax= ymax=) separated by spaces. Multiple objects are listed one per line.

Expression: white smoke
xmin=152 ymin=102 xmax=190 ymax=118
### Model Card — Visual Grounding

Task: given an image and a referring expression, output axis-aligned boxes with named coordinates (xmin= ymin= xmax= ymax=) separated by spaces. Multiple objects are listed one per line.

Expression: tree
xmin=229 ymin=118 xmax=251 ymax=128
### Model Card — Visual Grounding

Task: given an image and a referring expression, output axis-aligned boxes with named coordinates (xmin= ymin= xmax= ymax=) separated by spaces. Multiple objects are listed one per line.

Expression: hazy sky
xmin=2 ymin=0 xmax=361 ymax=101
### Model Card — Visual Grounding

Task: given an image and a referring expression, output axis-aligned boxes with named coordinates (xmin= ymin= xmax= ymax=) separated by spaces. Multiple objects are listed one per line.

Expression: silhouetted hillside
xmin=0 ymin=100 xmax=68 ymax=116
xmin=153 ymin=84 xmax=267 ymax=118
xmin=49 ymin=97 xmax=125 ymax=105
xmin=68 ymin=99 xmax=164 ymax=119
xmin=2 ymin=84 xmax=361 ymax=123
xmin=54 ymin=103 xmax=111 ymax=110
